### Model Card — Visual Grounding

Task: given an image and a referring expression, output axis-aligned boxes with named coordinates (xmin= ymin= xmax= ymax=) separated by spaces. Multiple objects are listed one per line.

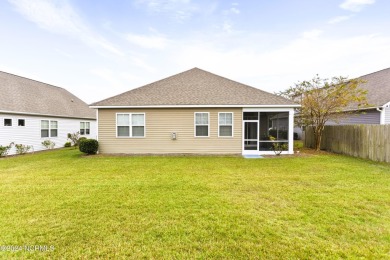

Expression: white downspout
xmin=376 ymin=106 xmax=385 ymax=125
xmin=288 ymin=109 xmax=294 ymax=154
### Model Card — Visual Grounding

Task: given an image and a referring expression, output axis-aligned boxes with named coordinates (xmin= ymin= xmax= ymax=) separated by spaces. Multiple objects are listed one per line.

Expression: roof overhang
xmin=0 ymin=110 xmax=96 ymax=120
xmin=381 ymin=101 xmax=390 ymax=108
xmin=90 ymin=104 xmax=301 ymax=109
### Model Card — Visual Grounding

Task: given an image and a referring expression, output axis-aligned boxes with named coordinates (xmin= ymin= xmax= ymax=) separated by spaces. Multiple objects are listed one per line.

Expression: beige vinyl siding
xmin=98 ymin=108 xmax=242 ymax=154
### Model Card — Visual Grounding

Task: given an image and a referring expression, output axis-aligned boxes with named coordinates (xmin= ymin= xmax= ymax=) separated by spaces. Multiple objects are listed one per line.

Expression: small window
xmin=195 ymin=112 xmax=209 ymax=137
xmin=41 ymin=120 xmax=49 ymax=137
xmin=4 ymin=119 xmax=12 ymax=126
xmin=18 ymin=119 xmax=25 ymax=126
xmin=116 ymin=113 xmax=145 ymax=137
xmin=219 ymin=113 xmax=233 ymax=137
xmin=80 ymin=122 xmax=90 ymax=135
xmin=51 ymin=121 xmax=58 ymax=137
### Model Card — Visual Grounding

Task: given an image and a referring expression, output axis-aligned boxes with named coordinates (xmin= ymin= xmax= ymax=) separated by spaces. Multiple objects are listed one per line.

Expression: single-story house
xmin=327 ymin=67 xmax=390 ymax=125
xmin=90 ymin=68 xmax=299 ymax=155
xmin=0 ymin=71 xmax=96 ymax=155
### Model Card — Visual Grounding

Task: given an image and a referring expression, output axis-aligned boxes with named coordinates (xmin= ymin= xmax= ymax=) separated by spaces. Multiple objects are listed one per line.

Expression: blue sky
xmin=1 ymin=0 xmax=389 ymax=103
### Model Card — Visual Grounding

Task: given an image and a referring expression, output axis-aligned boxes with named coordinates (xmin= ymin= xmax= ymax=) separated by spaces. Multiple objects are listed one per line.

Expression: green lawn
xmin=0 ymin=149 xmax=389 ymax=259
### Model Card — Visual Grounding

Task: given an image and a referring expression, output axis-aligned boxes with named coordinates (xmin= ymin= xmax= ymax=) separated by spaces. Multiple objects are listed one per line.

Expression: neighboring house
xmin=0 ymin=71 xmax=96 ymax=155
xmin=327 ymin=67 xmax=390 ymax=125
xmin=90 ymin=68 xmax=299 ymax=155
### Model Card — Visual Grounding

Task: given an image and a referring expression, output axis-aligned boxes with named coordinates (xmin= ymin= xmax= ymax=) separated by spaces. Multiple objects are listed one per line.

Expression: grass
xmin=0 ymin=148 xmax=390 ymax=259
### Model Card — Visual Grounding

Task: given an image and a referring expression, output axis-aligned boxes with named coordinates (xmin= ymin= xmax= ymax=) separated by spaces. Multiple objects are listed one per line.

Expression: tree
xmin=279 ymin=75 xmax=369 ymax=151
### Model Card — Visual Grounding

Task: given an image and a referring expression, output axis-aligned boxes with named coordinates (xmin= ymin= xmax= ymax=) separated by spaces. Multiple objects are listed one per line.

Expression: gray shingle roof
xmin=357 ymin=67 xmax=390 ymax=107
xmin=91 ymin=68 xmax=297 ymax=107
xmin=0 ymin=71 xmax=95 ymax=119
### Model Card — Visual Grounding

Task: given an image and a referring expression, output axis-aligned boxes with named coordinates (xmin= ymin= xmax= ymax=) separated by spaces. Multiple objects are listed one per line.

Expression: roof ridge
xmin=91 ymin=68 xmax=198 ymax=105
xmin=90 ymin=67 xmax=298 ymax=106
xmin=193 ymin=67 xmax=294 ymax=103
xmin=0 ymin=70 xmax=65 ymax=91
xmin=0 ymin=70 xmax=95 ymax=119
xmin=357 ymin=67 xmax=390 ymax=79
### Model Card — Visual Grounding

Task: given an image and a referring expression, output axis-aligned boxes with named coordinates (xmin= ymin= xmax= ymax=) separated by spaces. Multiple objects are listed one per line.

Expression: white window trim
xmin=17 ymin=118 xmax=26 ymax=127
xmin=40 ymin=120 xmax=58 ymax=138
xmin=241 ymin=109 xmax=295 ymax=155
xmin=194 ymin=112 xmax=210 ymax=138
xmin=116 ymin=113 xmax=146 ymax=138
xmin=80 ymin=121 xmax=91 ymax=135
xmin=218 ymin=112 xmax=234 ymax=138
xmin=4 ymin=118 xmax=12 ymax=127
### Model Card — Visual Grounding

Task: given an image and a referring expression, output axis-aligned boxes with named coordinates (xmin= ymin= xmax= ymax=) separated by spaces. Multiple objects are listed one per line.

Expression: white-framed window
xmin=41 ymin=120 xmax=58 ymax=138
xmin=194 ymin=112 xmax=209 ymax=137
xmin=51 ymin=121 xmax=58 ymax=137
xmin=218 ymin=112 xmax=233 ymax=137
xmin=4 ymin=118 xmax=12 ymax=126
xmin=18 ymin=119 xmax=25 ymax=126
xmin=41 ymin=120 xmax=49 ymax=137
xmin=80 ymin=122 xmax=90 ymax=135
xmin=116 ymin=113 xmax=145 ymax=138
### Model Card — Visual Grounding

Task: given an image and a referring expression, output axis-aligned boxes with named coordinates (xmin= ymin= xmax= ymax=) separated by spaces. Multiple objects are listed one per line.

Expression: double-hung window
xmin=218 ymin=112 xmax=233 ymax=137
xmin=117 ymin=113 xmax=145 ymax=137
xmin=41 ymin=120 xmax=58 ymax=138
xmin=80 ymin=122 xmax=90 ymax=135
xmin=51 ymin=121 xmax=58 ymax=137
xmin=195 ymin=112 xmax=209 ymax=137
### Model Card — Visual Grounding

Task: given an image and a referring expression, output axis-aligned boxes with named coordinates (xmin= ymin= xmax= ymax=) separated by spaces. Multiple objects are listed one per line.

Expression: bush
xmin=15 ymin=144 xmax=32 ymax=155
xmin=79 ymin=139 xmax=98 ymax=155
xmin=64 ymin=142 xmax=72 ymax=147
xmin=67 ymin=132 xmax=80 ymax=147
xmin=0 ymin=142 xmax=14 ymax=157
xmin=42 ymin=140 xmax=55 ymax=149
xmin=78 ymin=137 xmax=87 ymax=146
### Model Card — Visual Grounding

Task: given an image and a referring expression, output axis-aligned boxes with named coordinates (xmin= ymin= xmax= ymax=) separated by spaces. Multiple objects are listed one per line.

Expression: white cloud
xmin=340 ymin=0 xmax=375 ymax=12
xmin=172 ymin=31 xmax=390 ymax=93
xmin=135 ymin=0 xmax=199 ymax=21
xmin=302 ymin=29 xmax=323 ymax=40
xmin=328 ymin=15 xmax=353 ymax=24
xmin=8 ymin=0 xmax=123 ymax=56
xmin=126 ymin=33 xmax=169 ymax=49
xmin=223 ymin=7 xmax=240 ymax=15
xmin=222 ymin=22 xmax=233 ymax=34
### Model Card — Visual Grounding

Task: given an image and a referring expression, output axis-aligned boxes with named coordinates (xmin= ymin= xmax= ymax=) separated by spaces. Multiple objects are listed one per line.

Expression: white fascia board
xmin=382 ymin=101 xmax=390 ymax=108
xmin=0 ymin=110 xmax=96 ymax=120
xmin=243 ymin=107 xmax=295 ymax=112
xmin=90 ymin=104 xmax=301 ymax=109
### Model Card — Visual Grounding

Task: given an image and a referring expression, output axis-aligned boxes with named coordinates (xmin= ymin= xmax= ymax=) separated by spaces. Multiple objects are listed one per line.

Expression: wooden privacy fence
xmin=305 ymin=125 xmax=390 ymax=163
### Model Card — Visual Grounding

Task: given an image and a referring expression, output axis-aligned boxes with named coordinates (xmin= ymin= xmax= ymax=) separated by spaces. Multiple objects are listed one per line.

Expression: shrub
xmin=269 ymin=129 xmax=288 ymax=140
xmin=269 ymin=136 xmax=288 ymax=156
xmin=64 ymin=142 xmax=72 ymax=147
xmin=0 ymin=142 xmax=14 ymax=157
xmin=67 ymin=132 xmax=80 ymax=147
xmin=15 ymin=144 xmax=33 ymax=155
xmin=79 ymin=139 xmax=98 ymax=155
xmin=42 ymin=140 xmax=55 ymax=149
xmin=78 ymin=137 xmax=87 ymax=146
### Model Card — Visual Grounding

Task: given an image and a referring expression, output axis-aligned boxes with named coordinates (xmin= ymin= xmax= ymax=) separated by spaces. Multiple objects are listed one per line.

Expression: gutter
xmin=0 ymin=110 xmax=96 ymax=121
xmin=376 ymin=107 xmax=384 ymax=125
xmin=89 ymin=104 xmax=301 ymax=109
xmin=377 ymin=101 xmax=390 ymax=125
